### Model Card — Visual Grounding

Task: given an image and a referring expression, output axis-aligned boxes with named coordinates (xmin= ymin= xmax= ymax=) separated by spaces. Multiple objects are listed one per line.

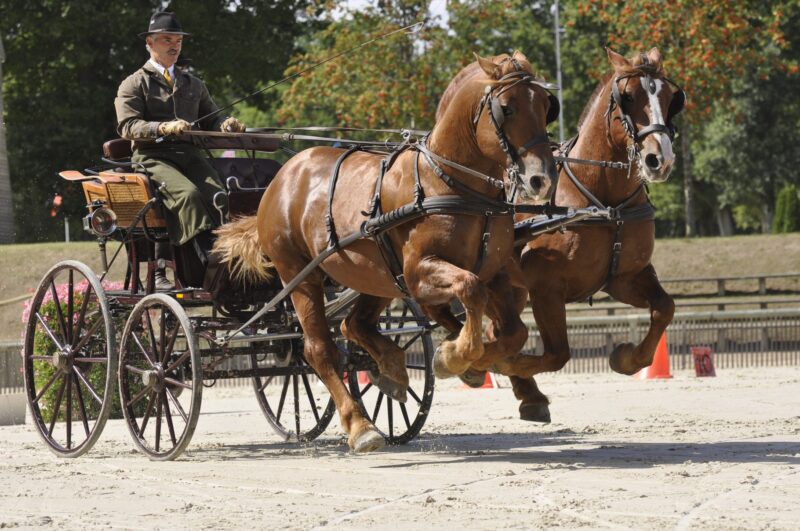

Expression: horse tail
xmin=212 ymin=216 xmax=274 ymax=284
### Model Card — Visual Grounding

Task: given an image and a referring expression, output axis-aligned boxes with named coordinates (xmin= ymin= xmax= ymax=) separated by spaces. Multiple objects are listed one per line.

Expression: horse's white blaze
xmin=646 ymin=78 xmax=675 ymax=165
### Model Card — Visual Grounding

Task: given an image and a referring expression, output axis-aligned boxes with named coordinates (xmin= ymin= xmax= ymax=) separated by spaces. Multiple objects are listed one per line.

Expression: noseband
xmin=474 ymin=70 xmax=559 ymax=196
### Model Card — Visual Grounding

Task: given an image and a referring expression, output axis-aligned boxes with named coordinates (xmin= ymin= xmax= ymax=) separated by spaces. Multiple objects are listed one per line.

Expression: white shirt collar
xmin=148 ymin=59 xmax=175 ymax=79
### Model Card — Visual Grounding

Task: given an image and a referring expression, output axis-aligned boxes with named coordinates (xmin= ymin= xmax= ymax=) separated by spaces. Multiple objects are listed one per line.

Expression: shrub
xmin=773 ymin=184 xmax=799 ymax=233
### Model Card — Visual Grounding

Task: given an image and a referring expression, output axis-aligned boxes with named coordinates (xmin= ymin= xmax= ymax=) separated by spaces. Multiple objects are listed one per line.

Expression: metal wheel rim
xmin=118 ymin=293 xmax=202 ymax=460
xmin=22 ymin=260 xmax=117 ymax=457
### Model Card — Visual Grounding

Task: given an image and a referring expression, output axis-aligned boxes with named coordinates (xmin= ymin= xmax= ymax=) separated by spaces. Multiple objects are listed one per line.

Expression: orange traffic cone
xmin=636 ymin=332 xmax=672 ymax=379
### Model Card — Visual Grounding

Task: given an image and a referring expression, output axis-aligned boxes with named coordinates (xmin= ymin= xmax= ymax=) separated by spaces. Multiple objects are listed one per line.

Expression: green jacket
xmin=115 ymin=61 xmax=227 ymax=149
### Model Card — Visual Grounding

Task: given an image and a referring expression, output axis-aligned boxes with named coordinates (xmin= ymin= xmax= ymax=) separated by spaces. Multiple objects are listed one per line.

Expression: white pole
xmin=553 ymin=0 xmax=565 ymax=143
xmin=64 ymin=217 xmax=70 ymax=242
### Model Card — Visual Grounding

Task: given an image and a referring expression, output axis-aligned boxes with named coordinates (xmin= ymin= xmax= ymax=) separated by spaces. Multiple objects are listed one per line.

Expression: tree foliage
xmin=0 ymin=0 xmax=309 ymax=242
xmin=773 ymin=184 xmax=799 ymax=233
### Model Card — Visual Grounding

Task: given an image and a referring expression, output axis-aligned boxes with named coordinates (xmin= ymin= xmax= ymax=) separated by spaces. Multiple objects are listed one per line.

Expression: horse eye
xmin=502 ymin=105 xmax=513 ymax=117
xmin=622 ymin=93 xmax=634 ymax=103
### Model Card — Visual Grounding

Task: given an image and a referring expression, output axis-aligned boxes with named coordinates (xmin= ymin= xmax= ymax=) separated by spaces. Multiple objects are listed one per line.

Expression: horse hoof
xmin=351 ymin=428 xmax=386 ymax=454
xmin=609 ymin=343 xmax=638 ymax=375
xmin=433 ymin=345 xmax=456 ymax=379
xmin=459 ymin=368 xmax=487 ymax=388
xmin=519 ymin=402 xmax=551 ymax=424
xmin=370 ymin=372 xmax=408 ymax=403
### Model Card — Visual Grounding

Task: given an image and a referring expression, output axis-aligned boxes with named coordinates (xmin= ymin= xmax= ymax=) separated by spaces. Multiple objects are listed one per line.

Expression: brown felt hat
xmin=139 ymin=11 xmax=191 ymax=38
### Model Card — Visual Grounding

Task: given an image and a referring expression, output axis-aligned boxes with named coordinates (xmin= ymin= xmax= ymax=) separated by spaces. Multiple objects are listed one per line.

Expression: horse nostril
xmin=529 ymin=176 xmax=543 ymax=192
xmin=645 ymin=154 xmax=661 ymax=170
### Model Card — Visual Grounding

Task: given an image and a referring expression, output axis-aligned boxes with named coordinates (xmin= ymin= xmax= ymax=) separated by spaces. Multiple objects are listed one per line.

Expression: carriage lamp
xmin=87 ymin=207 xmax=118 ymax=236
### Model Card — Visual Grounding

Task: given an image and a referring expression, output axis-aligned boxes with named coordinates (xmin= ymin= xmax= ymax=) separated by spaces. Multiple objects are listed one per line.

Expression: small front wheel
xmin=118 ymin=294 xmax=202 ymax=460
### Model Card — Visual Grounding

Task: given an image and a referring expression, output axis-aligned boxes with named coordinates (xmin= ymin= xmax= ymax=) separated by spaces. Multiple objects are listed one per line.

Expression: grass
xmin=1 ymin=233 xmax=800 ymax=341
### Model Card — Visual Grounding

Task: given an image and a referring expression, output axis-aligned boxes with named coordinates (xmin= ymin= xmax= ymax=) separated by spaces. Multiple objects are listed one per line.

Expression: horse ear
xmin=512 ymin=49 xmax=528 ymax=63
xmin=474 ymin=52 xmax=501 ymax=79
xmin=606 ymin=47 xmax=631 ymax=71
xmin=646 ymin=47 xmax=663 ymax=67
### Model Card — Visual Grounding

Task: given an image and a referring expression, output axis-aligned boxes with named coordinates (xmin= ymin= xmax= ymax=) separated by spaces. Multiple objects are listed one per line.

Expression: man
xmin=115 ymin=11 xmax=245 ymax=288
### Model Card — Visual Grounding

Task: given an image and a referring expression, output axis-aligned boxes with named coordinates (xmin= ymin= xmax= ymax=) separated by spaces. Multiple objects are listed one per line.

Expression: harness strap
xmin=326 ymin=146 xmax=361 ymax=249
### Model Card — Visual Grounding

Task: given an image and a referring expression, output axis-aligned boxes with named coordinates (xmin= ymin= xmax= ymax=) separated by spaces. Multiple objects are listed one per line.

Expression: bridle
xmin=473 ymin=69 xmax=560 ymax=198
xmin=607 ymin=63 xmax=686 ymax=175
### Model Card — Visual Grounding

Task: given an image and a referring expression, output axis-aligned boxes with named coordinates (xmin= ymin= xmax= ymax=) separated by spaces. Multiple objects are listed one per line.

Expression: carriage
xmin=22 ymin=46 xmax=676 ymax=460
xmin=23 ymin=131 xmax=440 ymax=460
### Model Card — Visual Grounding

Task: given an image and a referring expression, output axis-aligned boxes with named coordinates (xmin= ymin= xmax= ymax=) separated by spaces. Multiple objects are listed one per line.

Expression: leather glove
xmin=220 ymin=117 xmax=246 ymax=133
xmin=158 ymin=119 xmax=191 ymax=136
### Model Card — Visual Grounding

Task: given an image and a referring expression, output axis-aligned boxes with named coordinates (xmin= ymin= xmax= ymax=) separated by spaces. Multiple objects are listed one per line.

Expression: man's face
xmin=147 ymin=33 xmax=183 ymax=68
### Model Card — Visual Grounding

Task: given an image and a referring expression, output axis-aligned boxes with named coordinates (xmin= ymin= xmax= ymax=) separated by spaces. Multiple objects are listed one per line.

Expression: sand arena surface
xmin=1 ymin=367 xmax=799 ymax=529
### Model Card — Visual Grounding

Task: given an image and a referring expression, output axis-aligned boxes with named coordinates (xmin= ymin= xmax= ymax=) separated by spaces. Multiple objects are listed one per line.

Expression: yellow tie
xmin=163 ymin=69 xmax=173 ymax=89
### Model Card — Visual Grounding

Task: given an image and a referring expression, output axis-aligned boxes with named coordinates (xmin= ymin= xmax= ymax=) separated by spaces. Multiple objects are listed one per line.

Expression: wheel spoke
xmin=163 ymin=377 xmax=192 ymax=390
xmin=71 ymin=318 xmax=104 ymax=356
xmin=161 ymin=391 xmax=177 ymax=446
xmin=75 ymin=357 xmax=108 ymax=364
xmin=158 ymin=308 xmax=167 ymax=364
xmin=301 ymin=374 xmax=320 ymax=423
xmin=400 ymin=330 xmax=425 ymax=351
xmin=143 ymin=311 xmax=159 ymax=364
xmin=34 ymin=368 xmax=63 ymax=404
xmin=138 ymin=391 xmax=157 ymax=437
xmin=276 ymin=376 xmax=290 ymax=423
xmin=47 ymin=375 xmax=68 ymax=437
xmin=66 ymin=270 xmax=74 ymax=345
xmin=155 ymin=394 xmax=163 ymax=452
xmin=399 ymin=402 xmax=412 ymax=430
xmin=162 ymin=323 xmax=181 ymax=366
xmin=407 ymin=386 xmax=422 ymax=405
xmin=49 ymin=280 xmax=70 ymax=347
xmin=28 ymin=356 xmax=53 ymax=361
xmin=360 ymin=382 xmax=373 ymax=395
xmin=165 ymin=349 xmax=191 ymax=373
xmin=387 ymin=396 xmax=394 ymax=439
xmin=72 ymin=366 xmax=103 ymax=405
xmin=292 ymin=375 xmax=300 ymax=437
xmin=65 ymin=375 xmax=73 ymax=449
xmin=257 ymin=375 xmax=274 ymax=393
xmin=166 ymin=388 xmax=188 ymax=423
xmin=71 ymin=283 xmax=93 ymax=349
xmin=124 ymin=365 xmax=147 ymax=375
xmin=72 ymin=372 xmax=90 ymax=437
xmin=127 ymin=384 xmax=152 ymax=408
xmin=371 ymin=391 xmax=384 ymax=422
xmin=132 ymin=331 xmax=156 ymax=366
xmin=35 ymin=312 xmax=66 ymax=352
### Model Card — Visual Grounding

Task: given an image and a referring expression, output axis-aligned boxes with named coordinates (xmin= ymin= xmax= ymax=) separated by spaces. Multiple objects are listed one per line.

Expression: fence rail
xmin=3 ymin=309 xmax=799 ymax=392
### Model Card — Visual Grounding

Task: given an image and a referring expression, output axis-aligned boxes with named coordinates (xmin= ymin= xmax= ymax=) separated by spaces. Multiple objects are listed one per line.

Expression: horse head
xmin=433 ymin=51 xmax=559 ymax=203
xmin=605 ymin=47 xmax=685 ymax=183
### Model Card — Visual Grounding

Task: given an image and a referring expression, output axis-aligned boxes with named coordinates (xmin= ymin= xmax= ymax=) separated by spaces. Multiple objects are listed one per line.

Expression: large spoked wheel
xmin=251 ymin=338 xmax=337 ymax=442
xmin=23 ymin=260 xmax=117 ymax=457
xmin=118 ymin=294 xmax=201 ymax=461
xmin=348 ymin=298 xmax=435 ymax=445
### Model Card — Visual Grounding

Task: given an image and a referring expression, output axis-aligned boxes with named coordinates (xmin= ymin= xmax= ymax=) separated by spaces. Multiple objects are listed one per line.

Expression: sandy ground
xmin=1 ymin=367 xmax=799 ymax=530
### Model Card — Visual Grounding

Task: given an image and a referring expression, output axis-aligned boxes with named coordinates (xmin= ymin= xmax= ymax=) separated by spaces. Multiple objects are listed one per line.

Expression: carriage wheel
xmin=348 ymin=298 xmax=435 ymax=445
xmin=23 ymin=260 xmax=117 ymax=457
xmin=118 ymin=294 xmax=202 ymax=460
xmin=251 ymin=338 xmax=337 ymax=442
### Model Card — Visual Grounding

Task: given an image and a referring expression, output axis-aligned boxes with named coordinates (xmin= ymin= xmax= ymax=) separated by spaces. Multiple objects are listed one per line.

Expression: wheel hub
xmin=142 ymin=365 xmax=165 ymax=391
xmin=51 ymin=350 xmax=71 ymax=369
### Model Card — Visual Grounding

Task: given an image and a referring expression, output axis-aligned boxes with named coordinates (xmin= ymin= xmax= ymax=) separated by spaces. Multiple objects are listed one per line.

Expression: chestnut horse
xmin=438 ymin=47 xmax=685 ymax=422
xmin=220 ymin=51 xmax=559 ymax=452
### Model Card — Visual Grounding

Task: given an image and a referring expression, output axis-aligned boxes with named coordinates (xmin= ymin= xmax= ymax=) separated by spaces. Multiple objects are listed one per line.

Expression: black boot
xmin=154 ymin=267 xmax=174 ymax=291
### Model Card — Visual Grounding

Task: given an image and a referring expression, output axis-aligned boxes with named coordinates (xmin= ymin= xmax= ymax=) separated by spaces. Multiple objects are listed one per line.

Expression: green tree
xmin=0 ymin=0 xmax=311 ymax=242
xmin=773 ymin=184 xmax=799 ymax=233
xmin=575 ymin=0 xmax=794 ymax=236
xmin=0 ymin=34 xmax=13 ymax=243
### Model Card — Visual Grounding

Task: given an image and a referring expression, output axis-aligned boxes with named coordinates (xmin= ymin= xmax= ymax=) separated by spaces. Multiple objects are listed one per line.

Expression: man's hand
xmin=158 ymin=119 xmax=191 ymax=136
xmin=221 ymin=117 xmax=246 ymax=133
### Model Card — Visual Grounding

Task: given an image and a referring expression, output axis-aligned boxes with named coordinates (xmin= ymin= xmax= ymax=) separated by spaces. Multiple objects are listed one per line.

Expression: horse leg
xmin=340 ymin=295 xmax=409 ymax=403
xmin=605 ymin=264 xmax=675 ymax=375
xmin=510 ymin=375 xmax=551 ymax=423
xmin=462 ymin=274 xmax=529 ymax=386
xmin=405 ymin=258 xmax=486 ymax=378
xmin=420 ymin=303 xmax=463 ymax=335
xmin=492 ymin=286 xmax=571 ymax=377
xmin=282 ymin=271 xmax=384 ymax=453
